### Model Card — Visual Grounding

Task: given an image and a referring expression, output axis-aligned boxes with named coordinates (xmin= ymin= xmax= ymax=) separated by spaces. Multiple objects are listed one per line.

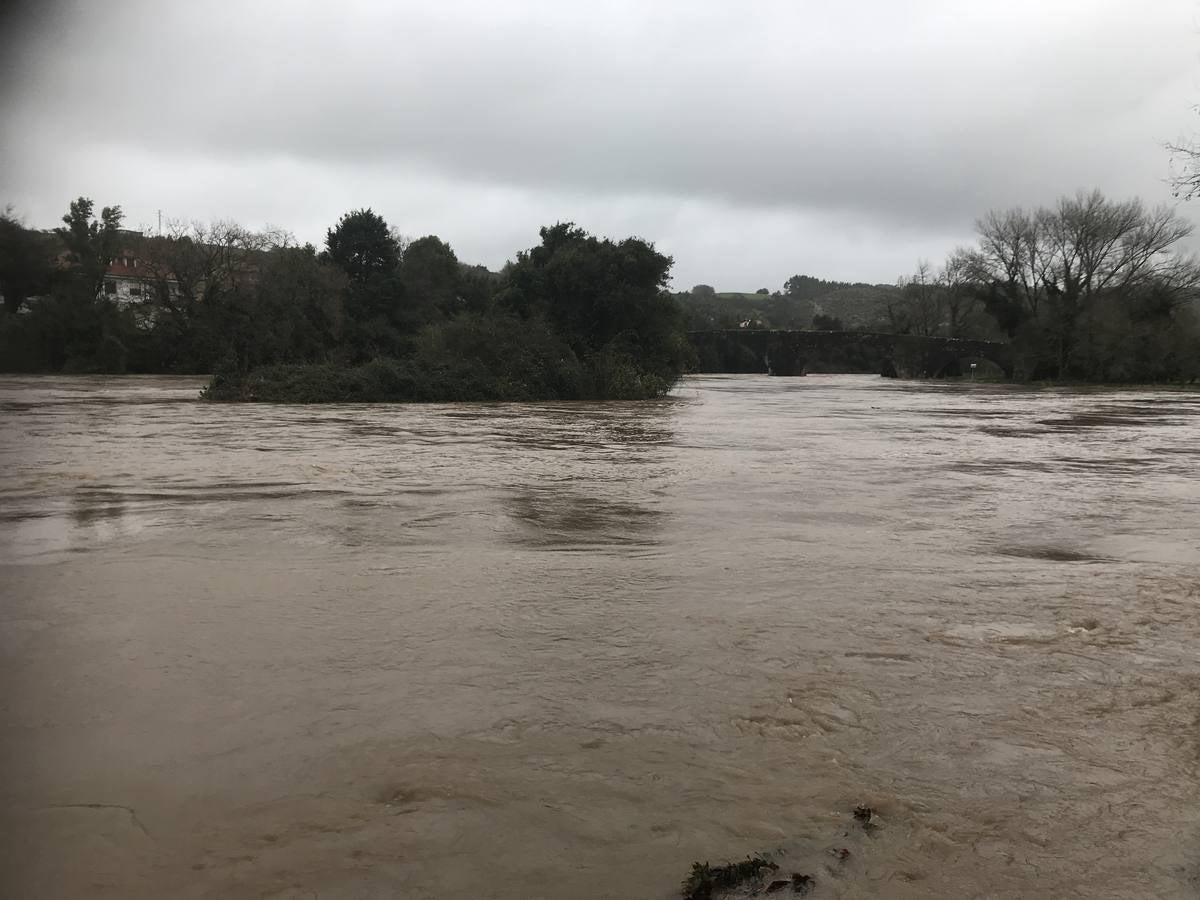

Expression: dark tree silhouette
xmin=324 ymin=209 xmax=399 ymax=282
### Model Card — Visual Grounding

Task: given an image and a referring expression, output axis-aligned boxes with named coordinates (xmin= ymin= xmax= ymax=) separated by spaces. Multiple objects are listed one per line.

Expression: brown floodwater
xmin=1 ymin=373 xmax=1199 ymax=899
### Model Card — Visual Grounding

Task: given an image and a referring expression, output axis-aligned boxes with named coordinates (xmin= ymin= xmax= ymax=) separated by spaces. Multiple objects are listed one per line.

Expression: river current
xmin=1 ymin=374 xmax=1199 ymax=898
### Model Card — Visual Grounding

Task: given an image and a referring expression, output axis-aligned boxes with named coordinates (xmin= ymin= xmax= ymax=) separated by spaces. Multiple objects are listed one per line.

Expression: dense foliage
xmin=0 ymin=201 xmax=687 ymax=400
xmin=3 ymin=189 xmax=1197 ymax=387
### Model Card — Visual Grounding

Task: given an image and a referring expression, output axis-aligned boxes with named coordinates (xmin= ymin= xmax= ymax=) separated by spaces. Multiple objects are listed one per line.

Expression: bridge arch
xmin=882 ymin=334 xmax=1014 ymax=380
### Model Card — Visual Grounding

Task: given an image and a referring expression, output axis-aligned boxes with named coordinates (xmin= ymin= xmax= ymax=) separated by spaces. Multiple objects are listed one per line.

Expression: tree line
xmin=675 ymin=278 xmax=897 ymax=333
xmin=897 ymin=190 xmax=1200 ymax=380
xmin=3 ymin=189 xmax=1197 ymax=389
xmin=674 ymin=189 xmax=1200 ymax=382
xmin=0 ymin=201 xmax=689 ymax=400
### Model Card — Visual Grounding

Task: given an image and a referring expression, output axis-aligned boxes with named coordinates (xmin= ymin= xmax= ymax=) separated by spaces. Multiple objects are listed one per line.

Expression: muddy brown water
xmin=1 ymin=374 xmax=1199 ymax=899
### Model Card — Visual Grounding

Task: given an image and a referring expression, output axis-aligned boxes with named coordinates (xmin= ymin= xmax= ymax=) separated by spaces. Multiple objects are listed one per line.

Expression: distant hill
xmin=676 ymin=277 xmax=900 ymax=331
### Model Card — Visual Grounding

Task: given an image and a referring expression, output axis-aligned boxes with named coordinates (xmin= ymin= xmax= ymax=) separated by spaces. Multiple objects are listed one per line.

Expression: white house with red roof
xmin=100 ymin=232 xmax=180 ymax=308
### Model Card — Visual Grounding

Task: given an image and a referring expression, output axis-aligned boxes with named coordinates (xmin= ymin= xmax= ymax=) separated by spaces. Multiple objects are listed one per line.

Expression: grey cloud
xmin=2 ymin=0 xmax=1197 ymax=287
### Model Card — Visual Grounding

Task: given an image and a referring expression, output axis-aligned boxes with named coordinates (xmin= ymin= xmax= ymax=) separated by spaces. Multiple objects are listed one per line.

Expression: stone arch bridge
xmin=688 ymin=330 xmax=1014 ymax=379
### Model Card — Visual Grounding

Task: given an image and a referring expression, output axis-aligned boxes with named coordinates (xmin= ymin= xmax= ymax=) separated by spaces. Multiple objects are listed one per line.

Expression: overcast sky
xmin=2 ymin=0 xmax=1198 ymax=289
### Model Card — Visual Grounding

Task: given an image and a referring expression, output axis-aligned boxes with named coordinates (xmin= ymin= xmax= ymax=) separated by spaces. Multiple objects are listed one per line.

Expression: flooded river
xmin=1 ymin=374 xmax=1199 ymax=899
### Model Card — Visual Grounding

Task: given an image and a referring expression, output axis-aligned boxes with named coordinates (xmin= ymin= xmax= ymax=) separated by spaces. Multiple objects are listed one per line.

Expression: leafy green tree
xmin=783 ymin=275 xmax=825 ymax=300
xmin=322 ymin=210 xmax=409 ymax=358
xmin=243 ymin=244 xmax=346 ymax=367
xmin=457 ymin=264 xmax=499 ymax=314
xmin=324 ymin=209 xmax=399 ymax=283
xmin=7 ymin=197 xmax=132 ymax=373
xmin=55 ymin=197 xmax=123 ymax=298
xmin=0 ymin=209 xmax=55 ymax=314
xmin=501 ymin=223 xmax=685 ymax=382
xmin=400 ymin=235 xmax=460 ymax=321
xmin=413 ymin=312 xmax=584 ymax=400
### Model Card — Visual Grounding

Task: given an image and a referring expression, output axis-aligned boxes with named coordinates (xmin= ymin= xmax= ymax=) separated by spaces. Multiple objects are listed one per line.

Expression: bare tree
xmin=137 ymin=219 xmax=284 ymax=313
xmin=971 ymin=189 xmax=1199 ymax=374
xmin=1167 ymin=128 xmax=1200 ymax=200
xmin=389 ymin=226 xmax=412 ymax=258
xmin=938 ymin=247 xmax=976 ymax=338
xmin=973 ymin=207 xmax=1045 ymax=325
xmin=130 ymin=220 xmax=290 ymax=367
xmin=887 ymin=277 xmax=912 ymax=334
xmin=897 ymin=259 xmax=942 ymax=335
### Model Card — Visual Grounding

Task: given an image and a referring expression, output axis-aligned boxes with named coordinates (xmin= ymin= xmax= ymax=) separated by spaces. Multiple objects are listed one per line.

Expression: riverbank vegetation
xmin=0 ymin=202 xmax=688 ymax=400
xmin=885 ymin=190 xmax=1200 ymax=382
xmin=2 ymin=189 xmax=1197 ymax=389
xmin=678 ymin=191 xmax=1200 ymax=383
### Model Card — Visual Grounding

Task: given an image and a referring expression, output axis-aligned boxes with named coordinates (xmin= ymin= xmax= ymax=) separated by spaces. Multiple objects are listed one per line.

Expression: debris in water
xmin=791 ymin=872 xmax=815 ymax=894
xmin=853 ymin=803 xmax=880 ymax=830
xmin=826 ymin=847 xmax=851 ymax=861
xmin=765 ymin=879 xmax=791 ymax=893
xmin=680 ymin=855 xmax=778 ymax=899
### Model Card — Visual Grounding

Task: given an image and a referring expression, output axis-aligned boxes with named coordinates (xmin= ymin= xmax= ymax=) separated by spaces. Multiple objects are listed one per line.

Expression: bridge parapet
xmin=688 ymin=330 xmax=1014 ymax=379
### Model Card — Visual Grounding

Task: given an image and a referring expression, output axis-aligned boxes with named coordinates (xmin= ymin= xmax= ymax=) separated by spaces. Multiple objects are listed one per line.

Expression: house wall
xmin=101 ymin=275 xmax=180 ymax=309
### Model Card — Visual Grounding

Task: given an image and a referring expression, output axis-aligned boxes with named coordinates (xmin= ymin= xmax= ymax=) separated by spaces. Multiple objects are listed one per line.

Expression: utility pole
xmin=157 ymin=209 xmax=162 ymax=236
